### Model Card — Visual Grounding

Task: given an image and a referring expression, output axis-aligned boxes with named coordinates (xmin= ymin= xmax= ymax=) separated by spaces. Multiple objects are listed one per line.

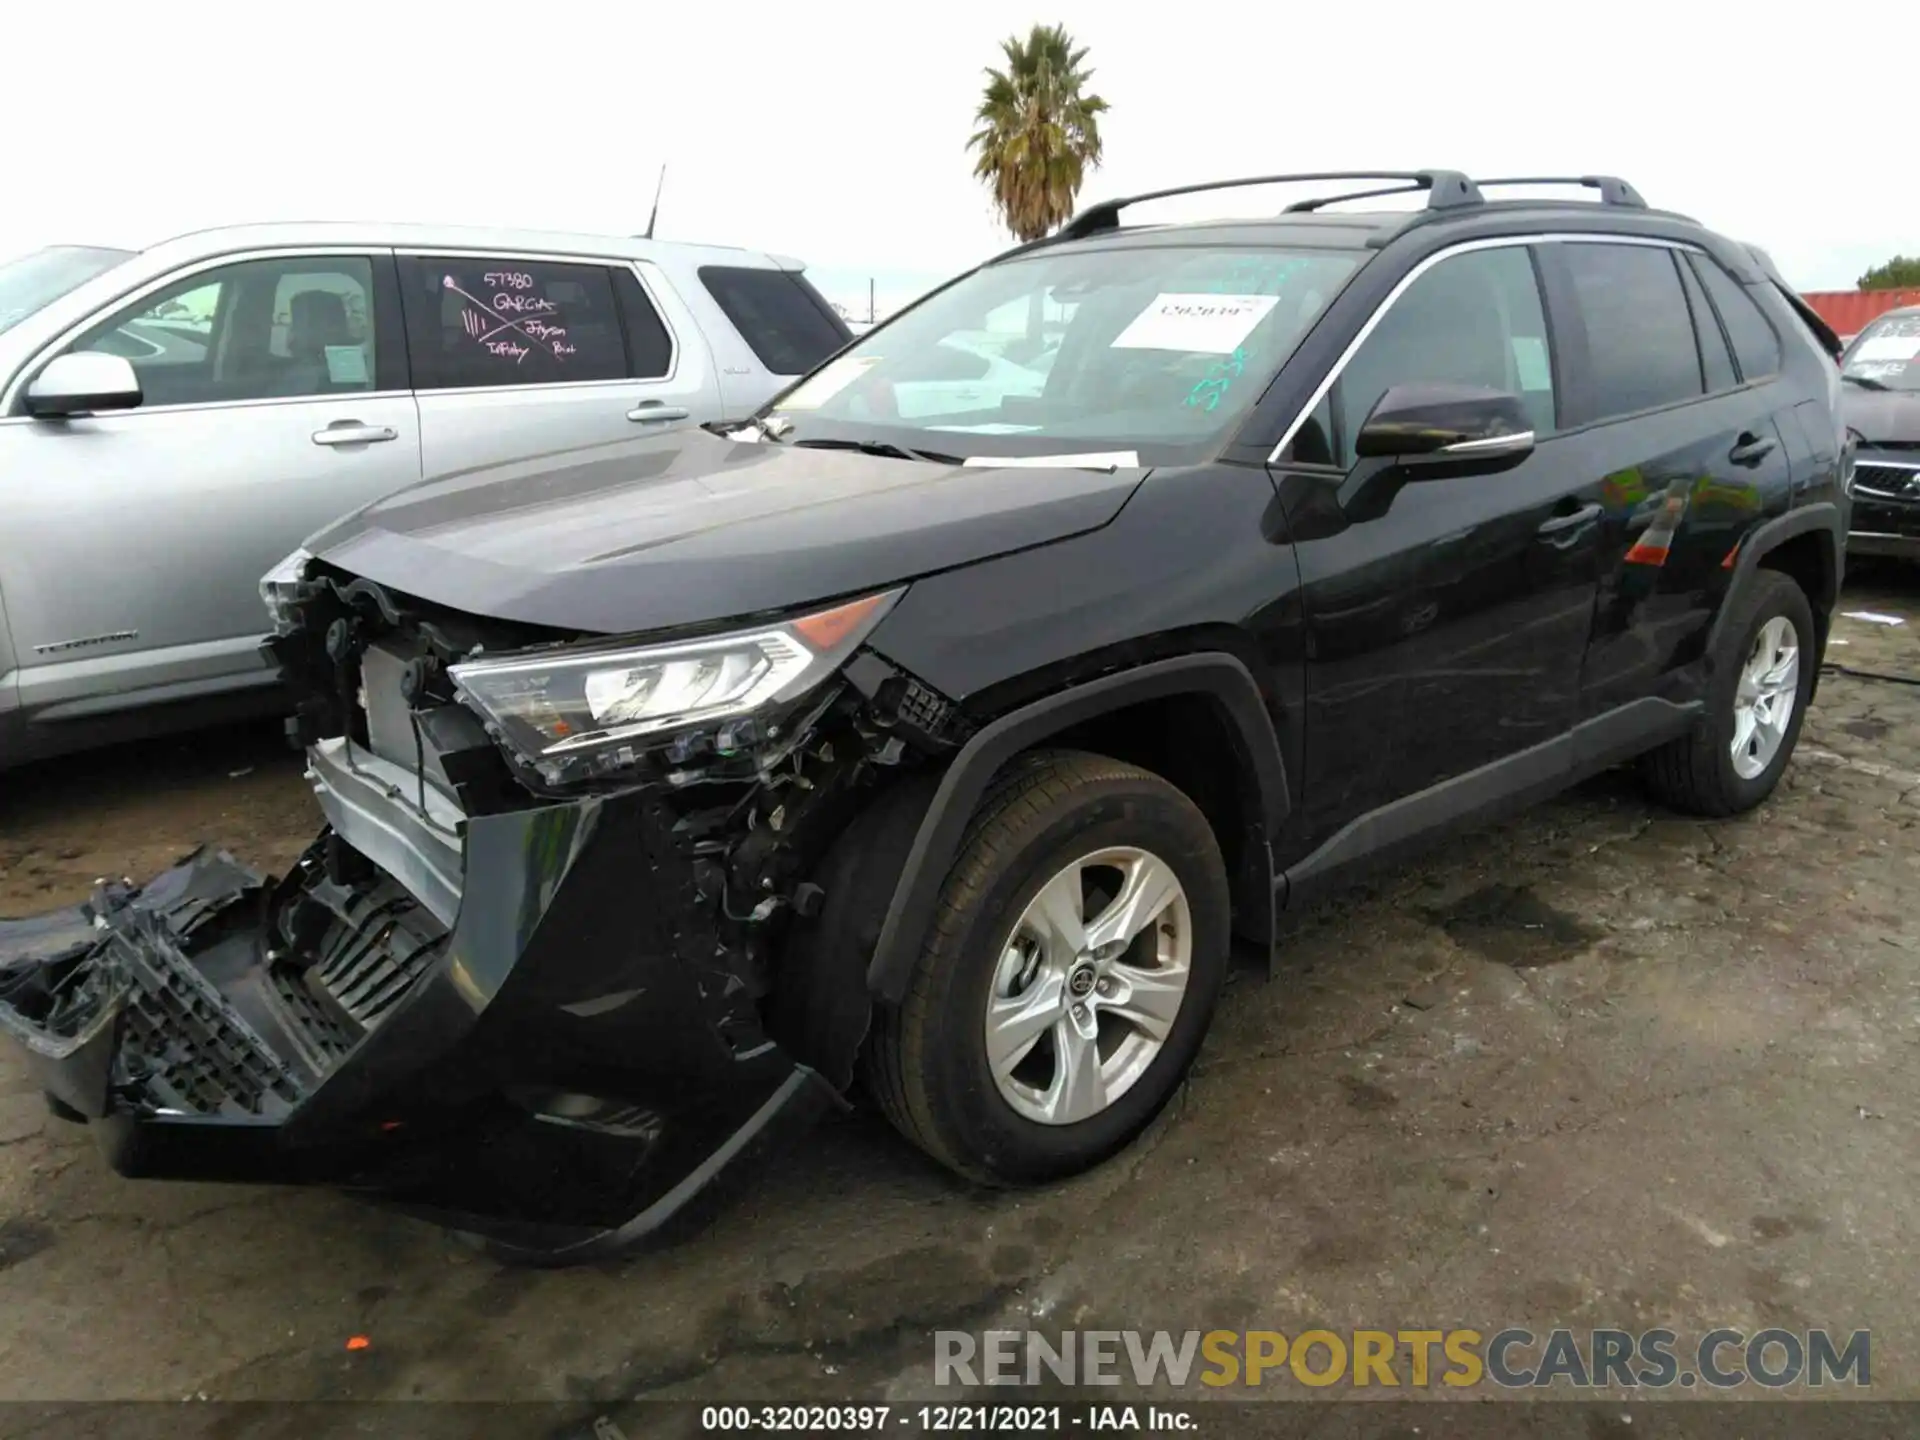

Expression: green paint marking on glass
xmin=1186 ymin=345 xmax=1247 ymax=412
xmin=1199 ymin=258 xmax=1310 ymax=296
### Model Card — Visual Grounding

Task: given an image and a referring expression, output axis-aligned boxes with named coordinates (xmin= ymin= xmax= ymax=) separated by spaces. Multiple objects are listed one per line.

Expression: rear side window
xmin=1689 ymin=255 xmax=1781 ymax=381
xmin=1675 ymin=257 xmax=1737 ymax=393
xmin=399 ymin=257 xmax=627 ymax=390
xmin=698 ymin=265 xmax=849 ymax=376
xmin=614 ymin=270 xmax=673 ymax=379
xmin=1561 ymin=244 xmax=1702 ymax=424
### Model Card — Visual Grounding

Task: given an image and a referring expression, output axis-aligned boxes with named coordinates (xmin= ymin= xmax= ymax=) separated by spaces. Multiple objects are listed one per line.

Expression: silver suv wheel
xmin=983 ymin=846 xmax=1193 ymax=1126
xmin=1731 ymin=615 xmax=1799 ymax=781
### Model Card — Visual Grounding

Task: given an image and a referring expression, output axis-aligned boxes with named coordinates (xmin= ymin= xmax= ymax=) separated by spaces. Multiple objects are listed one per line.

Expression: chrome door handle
xmin=627 ymin=404 xmax=690 ymax=424
xmin=1537 ymin=501 xmax=1602 ymax=536
xmin=1729 ymin=432 xmax=1776 ymax=466
xmin=312 ymin=422 xmax=397 ymax=446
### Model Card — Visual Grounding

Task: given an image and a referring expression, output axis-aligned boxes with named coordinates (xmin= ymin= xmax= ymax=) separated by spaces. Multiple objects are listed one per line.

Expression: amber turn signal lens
xmin=792 ymin=592 xmax=892 ymax=651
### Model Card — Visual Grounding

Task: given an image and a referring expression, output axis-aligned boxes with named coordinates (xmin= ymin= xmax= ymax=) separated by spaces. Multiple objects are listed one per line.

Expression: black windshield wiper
xmin=793 ymin=438 xmax=960 ymax=465
xmin=1842 ymin=372 xmax=1890 ymax=392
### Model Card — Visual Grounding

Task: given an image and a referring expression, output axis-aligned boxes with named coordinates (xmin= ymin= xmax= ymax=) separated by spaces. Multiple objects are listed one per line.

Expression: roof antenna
xmin=643 ymin=164 xmax=667 ymax=240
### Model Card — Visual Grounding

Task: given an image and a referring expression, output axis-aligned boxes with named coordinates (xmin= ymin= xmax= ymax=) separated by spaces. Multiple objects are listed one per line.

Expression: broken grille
xmin=110 ymin=928 xmax=303 ymax=1117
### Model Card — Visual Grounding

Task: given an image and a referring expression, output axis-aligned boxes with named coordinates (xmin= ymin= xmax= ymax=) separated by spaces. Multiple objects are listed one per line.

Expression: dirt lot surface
xmin=2 ymin=571 xmax=1917 ymax=1422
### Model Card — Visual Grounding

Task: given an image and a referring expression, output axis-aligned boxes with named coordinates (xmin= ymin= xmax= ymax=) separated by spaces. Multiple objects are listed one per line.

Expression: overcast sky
xmin=10 ymin=2 xmax=1914 ymax=314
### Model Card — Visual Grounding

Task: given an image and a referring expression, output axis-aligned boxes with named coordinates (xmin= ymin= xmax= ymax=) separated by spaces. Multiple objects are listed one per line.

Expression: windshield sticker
xmin=1110 ymin=294 xmax=1279 ymax=354
xmin=776 ymin=355 xmax=883 ymax=410
xmin=1185 ymin=346 xmax=1247 ymax=413
xmin=1853 ymin=335 xmax=1920 ymax=364
xmin=324 ymin=345 xmax=369 ymax=385
xmin=963 ymin=451 xmax=1139 ymax=471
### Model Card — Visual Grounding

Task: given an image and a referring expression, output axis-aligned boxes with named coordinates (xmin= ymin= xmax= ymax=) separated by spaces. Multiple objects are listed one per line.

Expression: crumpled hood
xmin=305 ymin=431 xmax=1147 ymax=634
xmin=1843 ymin=387 xmax=1920 ymax=447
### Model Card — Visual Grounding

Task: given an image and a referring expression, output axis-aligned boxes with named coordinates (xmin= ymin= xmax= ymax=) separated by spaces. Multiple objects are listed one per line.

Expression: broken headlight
xmin=259 ymin=546 xmax=314 ymax=630
xmin=448 ymin=588 xmax=903 ymax=783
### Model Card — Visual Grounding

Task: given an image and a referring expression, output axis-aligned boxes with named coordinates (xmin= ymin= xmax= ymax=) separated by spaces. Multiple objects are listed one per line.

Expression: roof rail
xmin=1283 ymin=182 xmax=1432 ymax=213
xmin=1472 ymin=175 xmax=1647 ymax=208
xmin=1056 ymin=170 xmax=1483 ymax=241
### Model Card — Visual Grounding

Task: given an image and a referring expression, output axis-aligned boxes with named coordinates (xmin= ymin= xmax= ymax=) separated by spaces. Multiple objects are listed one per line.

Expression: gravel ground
xmin=2 ymin=568 xmax=1917 ymax=1423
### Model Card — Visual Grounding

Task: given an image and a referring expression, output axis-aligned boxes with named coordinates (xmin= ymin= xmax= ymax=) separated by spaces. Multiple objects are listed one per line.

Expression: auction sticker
xmin=1110 ymin=293 xmax=1277 ymax=353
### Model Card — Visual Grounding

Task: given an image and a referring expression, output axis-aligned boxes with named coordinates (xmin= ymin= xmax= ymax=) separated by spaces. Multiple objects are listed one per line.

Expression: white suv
xmin=0 ymin=223 xmax=851 ymax=766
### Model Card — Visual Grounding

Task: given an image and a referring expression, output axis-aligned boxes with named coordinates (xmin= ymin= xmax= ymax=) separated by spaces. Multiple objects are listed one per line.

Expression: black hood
xmin=304 ymin=432 xmax=1147 ymax=634
xmin=1843 ymin=385 xmax=1920 ymax=446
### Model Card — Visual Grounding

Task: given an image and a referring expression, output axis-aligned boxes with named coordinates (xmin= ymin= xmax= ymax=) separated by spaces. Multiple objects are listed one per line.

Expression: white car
xmin=0 ymin=224 xmax=852 ymax=766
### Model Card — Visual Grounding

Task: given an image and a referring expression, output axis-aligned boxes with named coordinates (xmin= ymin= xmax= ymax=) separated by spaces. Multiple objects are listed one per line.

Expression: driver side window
xmin=66 ymin=256 xmax=378 ymax=410
xmin=1330 ymin=246 xmax=1555 ymax=468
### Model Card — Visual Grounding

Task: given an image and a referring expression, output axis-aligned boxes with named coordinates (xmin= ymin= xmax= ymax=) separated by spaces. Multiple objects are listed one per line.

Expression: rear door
xmin=1540 ymin=239 xmax=1795 ymax=719
xmin=1272 ymin=240 xmax=1602 ymax=846
xmin=0 ymin=250 xmax=419 ymax=725
xmin=397 ymin=253 xmax=713 ymax=479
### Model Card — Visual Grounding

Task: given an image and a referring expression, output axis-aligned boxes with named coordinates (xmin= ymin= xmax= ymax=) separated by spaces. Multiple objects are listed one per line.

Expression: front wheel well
xmin=1037 ymin=693 xmax=1272 ymax=942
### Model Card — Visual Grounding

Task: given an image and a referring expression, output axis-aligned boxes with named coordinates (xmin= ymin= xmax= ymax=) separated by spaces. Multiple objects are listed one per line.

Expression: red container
xmin=1799 ymin=289 xmax=1920 ymax=342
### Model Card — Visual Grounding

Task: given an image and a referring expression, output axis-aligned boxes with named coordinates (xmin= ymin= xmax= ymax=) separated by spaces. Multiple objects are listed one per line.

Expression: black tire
xmin=864 ymin=749 xmax=1231 ymax=1186
xmin=1639 ymin=570 xmax=1816 ymax=817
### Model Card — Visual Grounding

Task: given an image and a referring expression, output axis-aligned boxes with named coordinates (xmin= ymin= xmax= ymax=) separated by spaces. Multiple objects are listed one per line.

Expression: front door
xmin=0 ymin=251 xmax=420 ymax=725
xmin=1271 ymin=242 xmax=1601 ymax=852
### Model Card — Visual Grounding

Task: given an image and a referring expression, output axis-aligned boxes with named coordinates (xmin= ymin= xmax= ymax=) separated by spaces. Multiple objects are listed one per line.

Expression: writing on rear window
xmin=446 ymin=272 xmax=576 ymax=365
xmin=401 ymin=257 xmax=627 ymax=390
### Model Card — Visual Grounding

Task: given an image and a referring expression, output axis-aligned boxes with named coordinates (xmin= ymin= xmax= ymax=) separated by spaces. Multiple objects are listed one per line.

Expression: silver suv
xmin=0 ymin=223 xmax=850 ymax=767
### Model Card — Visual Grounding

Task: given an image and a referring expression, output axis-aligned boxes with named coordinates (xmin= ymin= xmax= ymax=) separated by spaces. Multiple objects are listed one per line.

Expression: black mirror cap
xmin=1354 ymin=381 xmax=1533 ymax=461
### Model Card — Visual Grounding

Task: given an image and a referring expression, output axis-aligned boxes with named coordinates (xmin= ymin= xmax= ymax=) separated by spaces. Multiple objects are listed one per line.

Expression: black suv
xmin=0 ymin=171 xmax=1851 ymax=1262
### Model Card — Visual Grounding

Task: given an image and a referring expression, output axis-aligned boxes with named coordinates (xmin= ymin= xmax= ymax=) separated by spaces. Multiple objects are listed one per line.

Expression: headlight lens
xmin=259 ymin=546 xmax=314 ymax=629
xmin=449 ymin=588 xmax=902 ymax=779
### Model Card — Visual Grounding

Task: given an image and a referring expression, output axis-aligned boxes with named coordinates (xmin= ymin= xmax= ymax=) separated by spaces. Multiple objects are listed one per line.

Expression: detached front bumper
xmin=0 ymin=760 xmax=840 ymax=1263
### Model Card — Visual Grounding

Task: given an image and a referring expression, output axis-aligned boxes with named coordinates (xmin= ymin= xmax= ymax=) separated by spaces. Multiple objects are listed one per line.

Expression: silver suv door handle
xmin=312 ymin=422 xmax=397 ymax=446
xmin=627 ymin=404 xmax=690 ymax=424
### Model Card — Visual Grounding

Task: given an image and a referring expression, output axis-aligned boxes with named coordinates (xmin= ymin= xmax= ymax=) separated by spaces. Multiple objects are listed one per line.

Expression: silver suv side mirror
xmin=24 ymin=352 xmax=143 ymax=418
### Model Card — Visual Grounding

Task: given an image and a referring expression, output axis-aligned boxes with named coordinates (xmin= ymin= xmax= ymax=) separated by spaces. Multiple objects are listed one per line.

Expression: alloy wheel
xmin=1730 ymin=615 xmax=1800 ymax=781
xmin=983 ymin=846 xmax=1193 ymax=1126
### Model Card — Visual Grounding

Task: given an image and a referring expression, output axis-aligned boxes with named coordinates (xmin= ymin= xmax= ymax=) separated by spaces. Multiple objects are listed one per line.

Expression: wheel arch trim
xmin=1708 ymin=502 xmax=1842 ymax=661
xmin=865 ymin=652 xmax=1289 ymax=1004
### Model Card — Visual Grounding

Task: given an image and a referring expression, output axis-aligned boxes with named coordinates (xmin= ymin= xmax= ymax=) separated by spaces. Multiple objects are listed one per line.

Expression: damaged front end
xmin=0 ymin=554 xmax=972 ymax=1262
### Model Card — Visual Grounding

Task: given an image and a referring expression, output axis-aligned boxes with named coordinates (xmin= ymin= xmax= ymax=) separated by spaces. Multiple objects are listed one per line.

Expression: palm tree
xmin=967 ymin=24 xmax=1110 ymax=243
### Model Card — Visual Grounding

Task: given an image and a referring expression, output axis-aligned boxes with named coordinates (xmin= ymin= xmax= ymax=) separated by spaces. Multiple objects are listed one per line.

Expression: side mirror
xmin=24 ymin=352 xmax=143 ymax=419
xmin=1353 ymin=382 xmax=1534 ymax=469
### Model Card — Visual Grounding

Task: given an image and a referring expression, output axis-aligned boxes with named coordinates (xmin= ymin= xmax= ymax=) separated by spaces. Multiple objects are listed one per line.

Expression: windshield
xmin=766 ymin=244 xmax=1363 ymax=464
xmin=0 ymin=245 xmax=131 ymax=336
xmin=1842 ymin=312 xmax=1920 ymax=392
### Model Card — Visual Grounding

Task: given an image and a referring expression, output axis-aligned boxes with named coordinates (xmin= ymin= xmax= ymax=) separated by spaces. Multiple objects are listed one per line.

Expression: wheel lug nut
xmin=1096 ymin=978 xmax=1113 ymax=995
xmin=1071 ymin=1003 xmax=1088 ymax=1021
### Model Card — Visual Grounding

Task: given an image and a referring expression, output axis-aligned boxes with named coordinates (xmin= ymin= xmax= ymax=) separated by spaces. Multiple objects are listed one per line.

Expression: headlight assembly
xmin=448 ymin=588 xmax=903 ymax=783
